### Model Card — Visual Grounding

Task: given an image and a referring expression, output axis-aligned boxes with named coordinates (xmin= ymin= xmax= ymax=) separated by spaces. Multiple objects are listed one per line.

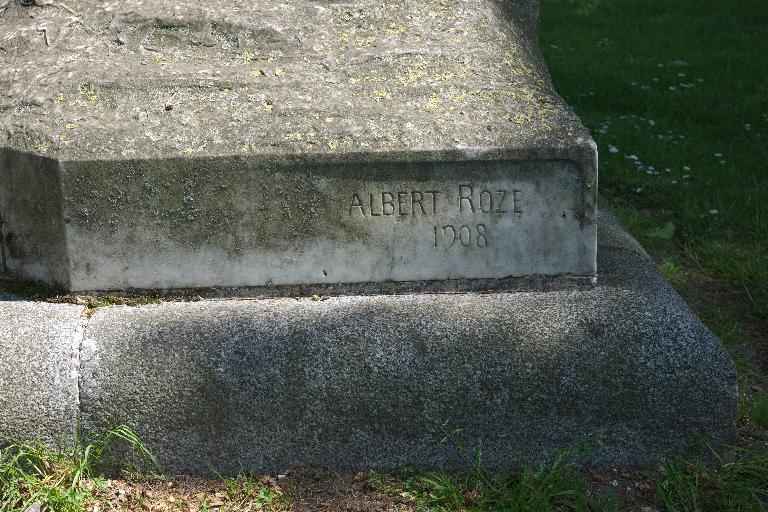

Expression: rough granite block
xmin=0 ymin=301 xmax=84 ymax=446
xmin=77 ymin=210 xmax=737 ymax=474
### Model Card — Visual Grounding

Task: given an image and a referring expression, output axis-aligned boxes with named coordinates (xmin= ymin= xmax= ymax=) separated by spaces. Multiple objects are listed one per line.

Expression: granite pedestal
xmin=0 ymin=209 xmax=738 ymax=474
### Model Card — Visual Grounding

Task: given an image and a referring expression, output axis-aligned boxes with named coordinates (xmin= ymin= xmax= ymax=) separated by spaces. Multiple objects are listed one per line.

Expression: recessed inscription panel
xmin=62 ymin=159 xmax=595 ymax=290
xmin=320 ymin=160 xmax=594 ymax=283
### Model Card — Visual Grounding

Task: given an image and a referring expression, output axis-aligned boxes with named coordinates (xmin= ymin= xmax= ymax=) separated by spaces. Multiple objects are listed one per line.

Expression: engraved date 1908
xmin=433 ymin=224 xmax=487 ymax=249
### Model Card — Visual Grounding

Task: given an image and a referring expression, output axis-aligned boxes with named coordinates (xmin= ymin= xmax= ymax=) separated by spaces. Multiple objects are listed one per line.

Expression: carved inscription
xmin=348 ymin=185 xmax=523 ymax=250
xmin=349 ymin=190 xmax=440 ymax=216
xmin=457 ymin=185 xmax=522 ymax=215
xmin=433 ymin=224 xmax=487 ymax=248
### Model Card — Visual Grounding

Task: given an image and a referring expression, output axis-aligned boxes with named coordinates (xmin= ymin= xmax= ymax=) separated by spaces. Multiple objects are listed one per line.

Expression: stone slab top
xmin=0 ymin=0 xmax=594 ymax=163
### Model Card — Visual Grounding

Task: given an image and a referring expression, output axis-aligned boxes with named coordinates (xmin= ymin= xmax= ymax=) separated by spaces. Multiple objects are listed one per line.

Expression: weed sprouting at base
xmin=0 ymin=425 xmax=159 ymax=512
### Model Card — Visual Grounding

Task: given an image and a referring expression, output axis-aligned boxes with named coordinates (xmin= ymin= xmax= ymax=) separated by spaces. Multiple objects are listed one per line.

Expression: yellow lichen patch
xmin=153 ymin=55 xmax=168 ymax=62
xmin=274 ymin=68 xmax=285 ymax=77
xmin=33 ymin=138 xmax=52 ymax=153
xmin=78 ymin=84 xmax=99 ymax=102
xmin=434 ymin=70 xmax=456 ymax=82
xmin=398 ymin=66 xmax=425 ymax=85
xmin=373 ymin=90 xmax=392 ymax=100
xmin=65 ymin=123 xmax=76 ymax=129
xmin=55 ymin=93 xmax=65 ymax=103
xmin=285 ymin=132 xmax=303 ymax=141
xmin=241 ymin=51 xmax=258 ymax=62
xmin=357 ymin=36 xmax=375 ymax=47
xmin=249 ymin=69 xmax=265 ymax=77
xmin=452 ymin=90 xmax=467 ymax=102
xmin=340 ymin=32 xmax=351 ymax=43
xmin=183 ymin=147 xmax=193 ymax=154
xmin=513 ymin=112 xmax=537 ymax=125
xmin=520 ymin=88 xmax=535 ymax=102
xmin=386 ymin=23 xmax=405 ymax=34
xmin=326 ymin=139 xmax=340 ymax=149
xmin=261 ymin=100 xmax=274 ymax=112
xmin=423 ymin=92 xmax=442 ymax=110
xmin=324 ymin=117 xmax=334 ymax=123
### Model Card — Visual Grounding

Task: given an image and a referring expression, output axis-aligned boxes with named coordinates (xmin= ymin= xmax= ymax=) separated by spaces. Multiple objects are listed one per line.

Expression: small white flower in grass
xmin=697 ymin=78 xmax=704 ymax=82
xmin=648 ymin=166 xmax=655 ymax=171
xmin=678 ymin=73 xmax=686 ymax=77
xmin=646 ymin=170 xmax=654 ymax=175
xmin=648 ymin=119 xmax=655 ymax=126
xmin=683 ymin=166 xmax=691 ymax=171
xmin=635 ymin=187 xmax=643 ymax=193
xmin=627 ymin=154 xmax=639 ymax=161
xmin=653 ymin=78 xmax=660 ymax=82
xmin=672 ymin=180 xmax=678 ymax=184
xmin=709 ymin=209 xmax=718 ymax=215
xmin=683 ymin=174 xmax=690 ymax=179
xmin=714 ymin=152 xmax=722 ymax=157
xmin=608 ymin=145 xmax=619 ymax=154
xmin=656 ymin=63 xmax=664 ymax=68
xmin=665 ymin=168 xmax=671 ymax=173
xmin=745 ymin=124 xmax=752 ymax=130
xmin=720 ymin=160 xmax=727 ymax=165
xmin=668 ymin=86 xmax=676 ymax=91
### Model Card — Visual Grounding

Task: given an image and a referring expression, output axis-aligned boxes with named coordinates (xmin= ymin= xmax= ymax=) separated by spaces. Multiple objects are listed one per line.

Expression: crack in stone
xmin=71 ymin=308 xmax=90 ymax=433
xmin=0 ymin=210 xmax=8 ymax=274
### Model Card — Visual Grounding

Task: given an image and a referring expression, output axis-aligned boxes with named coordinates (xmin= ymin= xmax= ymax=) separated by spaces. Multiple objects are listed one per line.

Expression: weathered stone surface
xmin=0 ymin=0 xmax=576 ymax=161
xmin=0 ymin=0 xmax=597 ymax=291
xmin=78 ymin=209 xmax=737 ymax=474
xmin=0 ymin=301 xmax=83 ymax=445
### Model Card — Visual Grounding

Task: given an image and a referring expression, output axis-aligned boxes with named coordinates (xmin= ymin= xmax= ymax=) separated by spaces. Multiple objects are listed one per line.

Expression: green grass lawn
xmin=542 ymin=0 xmax=768 ymax=423
xmin=541 ymin=0 xmax=768 ymax=325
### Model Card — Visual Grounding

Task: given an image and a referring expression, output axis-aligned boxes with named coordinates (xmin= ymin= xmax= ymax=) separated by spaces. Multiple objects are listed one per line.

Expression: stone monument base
xmin=0 ymin=208 xmax=737 ymax=475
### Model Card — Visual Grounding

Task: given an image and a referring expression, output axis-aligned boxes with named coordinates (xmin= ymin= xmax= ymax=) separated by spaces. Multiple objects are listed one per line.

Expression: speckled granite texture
xmin=0 ymin=209 xmax=735 ymax=473
xmin=0 ymin=301 xmax=84 ymax=445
